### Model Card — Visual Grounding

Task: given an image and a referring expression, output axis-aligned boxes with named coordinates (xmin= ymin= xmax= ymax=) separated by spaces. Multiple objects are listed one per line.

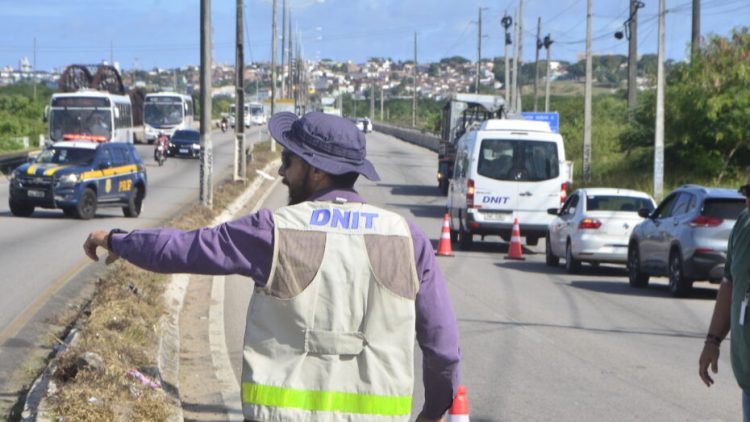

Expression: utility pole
xmin=370 ymin=81 xmax=375 ymax=123
xmin=288 ymin=11 xmax=293 ymax=99
xmin=501 ymin=13 xmax=512 ymax=104
xmin=281 ymin=0 xmax=286 ymax=99
xmin=691 ymin=0 xmax=700 ymax=59
xmin=583 ymin=0 xmax=592 ymax=185
xmin=412 ymin=32 xmax=417 ymax=127
xmin=511 ymin=9 xmax=519 ymax=111
xmin=475 ymin=8 xmax=482 ymax=94
xmin=200 ymin=0 xmax=213 ymax=207
xmin=234 ymin=0 xmax=246 ymax=181
xmin=270 ymin=0 xmax=277 ymax=115
xmin=380 ymin=83 xmax=384 ymax=121
xmin=32 ymin=38 xmax=36 ymax=101
xmin=543 ymin=34 xmax=553 ymax=112
xmin=627 ymin=0 xmax=643 ymax=113
xmin=533 ymin=16 xmax=541 ymax=111
xmin=516 ymin=0 xmax=524 ymax=112
xmin=654 ymin=0 xmax=666 ymax=200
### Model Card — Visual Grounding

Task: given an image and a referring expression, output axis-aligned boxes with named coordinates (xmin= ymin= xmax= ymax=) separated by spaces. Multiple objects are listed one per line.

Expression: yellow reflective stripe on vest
xmin=242 ymin=382 xmax=412 ymax=416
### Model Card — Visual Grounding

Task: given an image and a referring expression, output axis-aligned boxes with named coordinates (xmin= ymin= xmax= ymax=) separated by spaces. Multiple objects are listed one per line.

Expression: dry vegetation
xmin=37 ymin=142 xmax=279 ymax=421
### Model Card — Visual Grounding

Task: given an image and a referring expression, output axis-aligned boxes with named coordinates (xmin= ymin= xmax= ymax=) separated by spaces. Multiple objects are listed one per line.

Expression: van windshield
xmin=477 ymin=139 xmax=559 ymax=181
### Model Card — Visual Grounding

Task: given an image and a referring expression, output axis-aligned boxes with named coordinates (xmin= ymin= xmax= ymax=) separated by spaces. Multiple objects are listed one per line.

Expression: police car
xmin=8 ymin=137 xmax=147 ymax=219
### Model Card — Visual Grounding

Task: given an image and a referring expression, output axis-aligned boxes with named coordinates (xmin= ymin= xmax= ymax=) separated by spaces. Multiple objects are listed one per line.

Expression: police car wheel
xmin=62 ymin=207 xmax=77 ymax=218
xmin=9 ymin=200 xmax=34 ymax=217
xmin=75 ymin=188 xmax=97 ymax=220
xmin=123 ymin=186 xmax=143 ymax=218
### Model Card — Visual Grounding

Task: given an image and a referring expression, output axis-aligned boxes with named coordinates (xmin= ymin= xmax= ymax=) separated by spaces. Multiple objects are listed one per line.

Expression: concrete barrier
xmin=372 ymin=122 xmax=441 ymax=153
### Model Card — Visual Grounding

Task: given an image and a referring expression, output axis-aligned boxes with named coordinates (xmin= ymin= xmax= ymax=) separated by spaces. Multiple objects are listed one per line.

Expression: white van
xmin=447 ymin=119 xmax=572 ymax=250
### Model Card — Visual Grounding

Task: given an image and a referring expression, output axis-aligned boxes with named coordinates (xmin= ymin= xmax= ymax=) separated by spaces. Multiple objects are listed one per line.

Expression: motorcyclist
xmin=154 ymin=131 xmax=169 ymax=164
xmin=220 ymin=116 xmax=228 ymax=133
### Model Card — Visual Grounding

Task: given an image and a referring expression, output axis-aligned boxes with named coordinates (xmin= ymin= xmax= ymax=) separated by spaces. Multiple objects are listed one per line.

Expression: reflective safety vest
xmin=241 ymin=199 xmax=420 ymax=421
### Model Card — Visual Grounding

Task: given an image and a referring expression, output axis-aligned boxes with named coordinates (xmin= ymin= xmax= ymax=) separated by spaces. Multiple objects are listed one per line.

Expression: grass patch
xmin=35 ymin=141 xmax=279 ymax=421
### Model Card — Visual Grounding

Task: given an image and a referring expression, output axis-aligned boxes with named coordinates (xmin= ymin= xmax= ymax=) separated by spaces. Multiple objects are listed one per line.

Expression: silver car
xmin=546 ymin=188 xmax=656 ymax=273
xmin=627 ymin=185 xmax=745 ymax=297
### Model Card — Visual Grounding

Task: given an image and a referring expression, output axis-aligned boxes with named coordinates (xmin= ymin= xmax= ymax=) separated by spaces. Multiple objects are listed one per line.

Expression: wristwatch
xmin=107 ymin=229 xmax=128 ymax=251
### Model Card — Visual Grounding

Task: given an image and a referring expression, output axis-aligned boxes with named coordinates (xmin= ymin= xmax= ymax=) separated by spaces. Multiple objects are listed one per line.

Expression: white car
xmin=354 ymin=117 xmax=372 ymax=133
xmin=546 ymin=187 xmax=656 ymax=273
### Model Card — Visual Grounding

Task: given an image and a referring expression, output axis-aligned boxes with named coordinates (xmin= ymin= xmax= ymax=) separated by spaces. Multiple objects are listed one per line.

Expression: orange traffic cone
xmin=504 ymin=217 xmax=526 ymax=260
xmin=436 ymin=213 xmax=454 ymax=257
xmin=447 ymin=385 xmax=470 ymax=422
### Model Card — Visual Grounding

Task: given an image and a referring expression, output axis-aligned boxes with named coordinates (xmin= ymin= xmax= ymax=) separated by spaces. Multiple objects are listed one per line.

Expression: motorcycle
xmin=154 ymin=133 xmax=169 ymax=166
xmin=220 ymin=120 xmax=228 ymax=133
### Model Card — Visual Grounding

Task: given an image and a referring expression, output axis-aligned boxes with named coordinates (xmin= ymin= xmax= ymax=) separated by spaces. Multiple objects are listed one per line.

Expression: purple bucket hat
xmin=268 ymin=111 xmax=380 ymax=181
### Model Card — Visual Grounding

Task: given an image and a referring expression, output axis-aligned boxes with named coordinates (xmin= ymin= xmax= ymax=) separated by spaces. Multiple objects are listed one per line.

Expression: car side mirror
xmin=547 ymin=207 xmax=559 ymax=215
xmin=637 ymin=208 xmax=651 ymax=218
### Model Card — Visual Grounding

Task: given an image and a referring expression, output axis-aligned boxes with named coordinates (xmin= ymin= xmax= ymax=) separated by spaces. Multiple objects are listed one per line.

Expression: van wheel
xmin=458 ymin=225 xmax=473 ymax=251
xmin=438 ymin=179 xmax=449 ymax=196
xmin=75 ymin=188 xmax=97 ymax=220
xmin=668 ymin=250 xmax=693 ymax=297
xmin=9 ymin=200 xmax=34 ymax=217
xmin=565 ymin=241 xmax=580 ymax=273
xmin=545 ymin=236 xmax=559 ymax=266
xmin=628 ymin=245 xmax=650 ymax=288
xmin=122 ymin=186 xmax=143 ymax=218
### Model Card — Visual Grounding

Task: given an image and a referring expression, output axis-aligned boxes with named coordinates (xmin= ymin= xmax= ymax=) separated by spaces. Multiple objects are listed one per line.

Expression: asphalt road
xmin=220 ymin=130 xmax=739 ymax=421
xmin=0 ymin=127 xmax=261 ymax=405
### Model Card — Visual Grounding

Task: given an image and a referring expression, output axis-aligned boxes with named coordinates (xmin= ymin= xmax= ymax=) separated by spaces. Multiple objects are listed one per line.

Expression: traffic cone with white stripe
xmin=504 ymin=217 xmax=526 ymax=260
xmin=447 ymin=385 xmax=470 ymax=422
xmin=436 ymin=213 xmax=454 ymax=257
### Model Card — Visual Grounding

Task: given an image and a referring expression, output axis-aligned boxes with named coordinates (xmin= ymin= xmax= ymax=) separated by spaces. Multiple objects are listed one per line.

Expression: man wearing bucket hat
xmin=83 ymin=111 xmax=460 ymax=422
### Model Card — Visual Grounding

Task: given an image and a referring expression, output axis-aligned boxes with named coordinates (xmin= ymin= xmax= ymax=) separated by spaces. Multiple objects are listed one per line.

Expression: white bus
xmin=143 ymin=92 xmax=195 ymax=143
xmin=47 ymin=90 xmax=134 ymax=143
xmin=229 ymin=102 xmax=266 ymax=128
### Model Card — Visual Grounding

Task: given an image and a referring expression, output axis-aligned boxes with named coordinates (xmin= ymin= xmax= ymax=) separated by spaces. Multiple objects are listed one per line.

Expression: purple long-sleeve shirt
xmin=111 ymin=188 xmax=461 ymax=418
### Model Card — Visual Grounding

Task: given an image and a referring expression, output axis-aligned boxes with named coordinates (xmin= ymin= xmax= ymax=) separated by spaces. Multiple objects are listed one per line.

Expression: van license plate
xmin=27 ymin=190 xmax=44 ymax=198
xmin=483 ymin=213 xmax=509 ymax=221
xmin=179 ymin=148 xmax=189 ymax=154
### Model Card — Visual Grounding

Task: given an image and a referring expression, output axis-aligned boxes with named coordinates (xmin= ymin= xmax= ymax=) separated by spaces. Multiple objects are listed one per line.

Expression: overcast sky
xmin=1 ymin=0 xmax=748 ymax=71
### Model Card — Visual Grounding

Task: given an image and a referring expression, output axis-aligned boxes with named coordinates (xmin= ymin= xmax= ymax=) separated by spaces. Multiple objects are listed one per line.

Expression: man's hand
xmin=415 ymin=412 xmax=445 ymax=422
xmin=699 ymin=342 xmax=720 ymax=387
xmin=83 ymin=230 xmax=120 ymax=265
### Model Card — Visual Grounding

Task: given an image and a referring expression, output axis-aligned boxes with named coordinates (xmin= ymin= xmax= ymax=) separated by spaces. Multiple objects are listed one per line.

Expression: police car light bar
xmin=63 ymin=134 xmax=108 ymax=142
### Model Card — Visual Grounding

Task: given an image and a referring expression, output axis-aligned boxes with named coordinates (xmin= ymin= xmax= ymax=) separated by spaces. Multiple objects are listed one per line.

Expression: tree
xmin=620 ymin=28 xmax=750 ymax=184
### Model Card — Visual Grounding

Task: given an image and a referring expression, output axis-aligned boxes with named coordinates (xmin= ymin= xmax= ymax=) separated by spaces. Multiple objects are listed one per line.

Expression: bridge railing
xmin=372 ymin=122 xmax=441 ymax=153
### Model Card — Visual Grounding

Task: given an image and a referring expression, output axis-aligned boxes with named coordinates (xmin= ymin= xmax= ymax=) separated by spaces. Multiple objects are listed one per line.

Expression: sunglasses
xmin=739 ymin=185 xmax=750 ymax=197
xmin=281 ymin=150 xmax=294 ymax=169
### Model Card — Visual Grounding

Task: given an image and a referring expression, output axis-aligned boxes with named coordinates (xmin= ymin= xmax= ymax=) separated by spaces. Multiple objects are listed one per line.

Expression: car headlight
xmin=192 ymin=143 xmax=200 ymax=149
xmin=169 ymin=143 xmax=174 ymax=148
xmin=57 ymin=173 xmax=79 ymax=187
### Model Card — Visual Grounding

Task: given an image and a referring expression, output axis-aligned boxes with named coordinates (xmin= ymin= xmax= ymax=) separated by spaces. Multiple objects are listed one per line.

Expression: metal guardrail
xmin=372 ymin=122 xmax=441 ymax=153
xmin=0 ymin=151 xmax=31 ymax=175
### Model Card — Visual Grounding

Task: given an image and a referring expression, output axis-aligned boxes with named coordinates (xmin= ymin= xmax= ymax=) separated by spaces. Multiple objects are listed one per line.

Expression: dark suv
xmin=8 ymin=140 xmax=148 ymax=219
xmin=627 ymin=185 xmax=745 ymax=297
